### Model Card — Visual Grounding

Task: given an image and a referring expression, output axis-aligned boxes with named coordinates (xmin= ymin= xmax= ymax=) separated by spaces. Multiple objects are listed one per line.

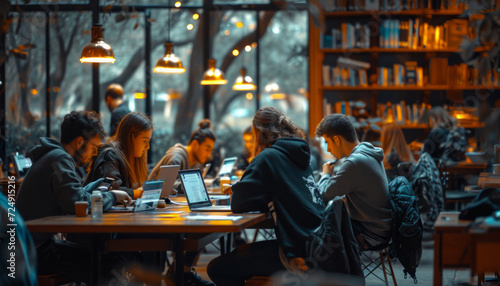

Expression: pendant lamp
xmin=154 ymin=42 xmax=186 ymax=74
xmin=201 ymin=59 xmax=227 ymax=85
xmin=232 ymin=67 xmax=256 ymax=90
xmin=153 ymin=1 xmax=185 ymax=74
xmin=80 ymin=24 xmax=116 ymax=63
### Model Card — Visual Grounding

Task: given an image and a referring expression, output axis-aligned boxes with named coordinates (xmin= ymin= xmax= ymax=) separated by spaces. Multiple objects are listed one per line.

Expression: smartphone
xmin=96 ymin=177 xmax=115 ymax=192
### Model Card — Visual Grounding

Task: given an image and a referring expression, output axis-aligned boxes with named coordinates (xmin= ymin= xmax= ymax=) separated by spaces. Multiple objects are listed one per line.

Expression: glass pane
xmin=150 ymin=8 xmax=201 ymax=164
xmin=210 ymin=11 xmax=257 ymax=160
xmin=259 ymin=10 xmax=308 ymax=130
xmin=49 ymin=11 xmax=92 ymax=139
xmin=5 ymin=12 xmax=47 ymax=157
xmin=213 ymin=0 xmax=270 ymax=4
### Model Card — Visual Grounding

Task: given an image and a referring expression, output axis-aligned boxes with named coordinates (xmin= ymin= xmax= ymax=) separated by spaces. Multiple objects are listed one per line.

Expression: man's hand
xmin=322 ymin=162 xmax=335 ymax=175
xmin=222 ymin=185 xmax=232 ymax=195
xmin=111 ymin=190 xmax=133 ymax=206
xmin=288 ymin=257 xmax=309 ymax=272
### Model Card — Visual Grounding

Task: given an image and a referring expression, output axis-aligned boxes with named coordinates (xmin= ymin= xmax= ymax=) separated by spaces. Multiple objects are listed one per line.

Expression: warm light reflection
xmin=80 ymin=57 xmax=116 ymax=63
xmin=232 ymin=50 xmax=239 ymax=56
xmin=249 ymin=23 xmax=256 ymax=30
xmin=246 ymin=93 xmax=253 ymax=100
xmin=224 ymin=30 xmax=230 ymax=36
xmin=192 ymin=13 xmax=199 ymax=20
xmin=270 ymin=93 xmax=286 ymax=100
xmin=245 ymin=45 xmax=251 ymax=52
xmin=187 ymin=24 xmax=194 ymax=30
xmin=174 ymin=1 xmax=181 ymax=7
xmin=30 ymin=89 xmax=38 ymax=95
xmin=53 ymin=86 xmax=60 ymax=92
xmin=134 ymin=92 xmax=147 ymax=99
xmin=236 ymin=22 xmax=243 ymax=28
xmin=251 ymin=42 xmax=257 ymax=48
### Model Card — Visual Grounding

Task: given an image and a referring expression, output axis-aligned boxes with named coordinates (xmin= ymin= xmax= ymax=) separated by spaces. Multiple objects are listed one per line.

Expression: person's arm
xmin=51 ymin=155 xmax=116 ymax=214
xmin=317 ymin=160 xmax=357 ymax=203
xmin=230 ymin=167 xmax=269 ymax=213
xmin=92 ymin=152 xmax=135 ymax=197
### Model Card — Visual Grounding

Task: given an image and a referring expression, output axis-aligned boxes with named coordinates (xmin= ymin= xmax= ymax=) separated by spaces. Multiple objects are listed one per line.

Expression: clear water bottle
xmin=91 ymin=190 xmax=103 ymax=220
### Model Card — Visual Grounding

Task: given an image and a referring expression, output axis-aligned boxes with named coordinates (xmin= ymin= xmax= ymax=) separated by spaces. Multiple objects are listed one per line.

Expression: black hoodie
xmin=231 ymin=138 xmax=324 ymax=260
xmin=16 ymin=138 xmax=116 ymax=246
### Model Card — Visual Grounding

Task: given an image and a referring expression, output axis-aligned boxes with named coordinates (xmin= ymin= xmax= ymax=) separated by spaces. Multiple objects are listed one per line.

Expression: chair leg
xmin=384 ymin=249 xmax=398 ymax=286
xmin=379 ymin=251 xmax=389 ymax=286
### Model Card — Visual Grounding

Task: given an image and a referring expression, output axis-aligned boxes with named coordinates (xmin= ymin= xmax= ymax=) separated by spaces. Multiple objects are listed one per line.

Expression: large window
xmin=2 ymin=2 xmax=309 ymax=169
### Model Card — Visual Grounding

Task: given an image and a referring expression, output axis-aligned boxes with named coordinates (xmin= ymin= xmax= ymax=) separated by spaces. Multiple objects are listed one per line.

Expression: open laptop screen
xmin=218 ymin=157 xmax=237 ymax=177
xmin=178 ymin=169 xmax=211 ymax=206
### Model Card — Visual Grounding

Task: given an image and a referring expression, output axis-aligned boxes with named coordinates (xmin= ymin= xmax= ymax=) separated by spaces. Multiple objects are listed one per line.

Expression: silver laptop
xmin=109 ymin=180 xmax=164 ymax=213
xmin=204 ymin=157 xmax=238 ymax=186
xmin=157 ymin=165 xmax=181 ymax=197
xmin=178 ymin=169 xmax=232 ymax=212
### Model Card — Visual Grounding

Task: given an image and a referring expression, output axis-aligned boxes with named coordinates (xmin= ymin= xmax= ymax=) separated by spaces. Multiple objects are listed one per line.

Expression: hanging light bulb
xmin=233 ymin=67 xmax=256 ymax=90
xmin=201 ymin=59 xmax=227 ymax=85
xmin=154 ymin=42 xmax=186 ymax=74
xmin=80 ymin=24 xmax=115 ymax=63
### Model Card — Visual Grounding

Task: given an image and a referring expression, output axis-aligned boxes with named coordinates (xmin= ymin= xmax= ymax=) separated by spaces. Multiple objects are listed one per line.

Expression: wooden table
xmin=26 ymin=207 xmax=266 ymax=285
xmin=433 ymin=211 xmax=473 ymax=286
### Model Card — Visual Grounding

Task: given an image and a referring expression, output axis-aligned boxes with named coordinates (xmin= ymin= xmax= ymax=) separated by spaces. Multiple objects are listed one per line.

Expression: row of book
xmin=378 ymin=62 xmax=424 ymax=86
xmin=322 ymin=98 xmax=430 ymax=126
xmin=379 ymin=19 xmax=449 ymax=49
xmin=378 ymin=101 xmax=429 ymax=125
xmin=322 ymin=59 xmax=425 ymax=87
xmin=321 ymin=18 xmax=468 ymax=49
xmin=321 ymin=22 xmax=371 ymax=49
xmin=321 ymin=0 xmax=465 ymax=12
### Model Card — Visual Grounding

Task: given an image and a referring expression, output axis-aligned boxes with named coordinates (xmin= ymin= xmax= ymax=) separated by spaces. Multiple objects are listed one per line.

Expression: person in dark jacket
xmin=149 ymin=119 xmax=216 ymax=195
xmin=316 ymin=113 xmax=392 ymax=250
xmin=85 ymin=112 xmax=152 ymax=198
xmin=105 ymin=83 xmax=131 ymax=137
xmin=16 ymin=111 xmax=131 ymax=283
xmin=207 ymin=106 xmax=324 ymax=286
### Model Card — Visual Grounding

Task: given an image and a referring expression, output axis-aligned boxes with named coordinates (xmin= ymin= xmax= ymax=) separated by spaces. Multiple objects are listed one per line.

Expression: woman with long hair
xmin=381 ymin=123 xmax=415 ymax=180
xmin=423 ymin=106 xmax=465 ymax=162
xmin=85 ymin=112 xmax=153 ymax=198
xmin=207 ymin=106 xmax=324 ymax=285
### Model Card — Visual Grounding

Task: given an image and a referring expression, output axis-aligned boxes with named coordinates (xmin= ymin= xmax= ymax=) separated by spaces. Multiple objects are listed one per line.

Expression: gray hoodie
xmin=318 ymin=142 xmax=391 ymax=240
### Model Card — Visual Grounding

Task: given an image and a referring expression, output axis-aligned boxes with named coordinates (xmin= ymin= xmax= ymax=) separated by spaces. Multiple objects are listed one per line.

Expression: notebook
xmin=109 ymin=180 xmax=164 ymax=213
xmin=157 ymin=165 xmax=181 ymax=197
xmin=178 ymin=169 xmax=232 ymax=212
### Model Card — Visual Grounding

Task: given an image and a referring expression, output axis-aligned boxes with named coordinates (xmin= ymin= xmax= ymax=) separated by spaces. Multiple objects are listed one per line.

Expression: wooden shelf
xmin=320 ymin=47 xmax=490 ymax=53
xmin=321 ymin=85 xmax=500 ymax=91
xmin=394 ymin=123 xmax=484 ymax=129
xmin=323 ymin=9 xmax=464 ymax=17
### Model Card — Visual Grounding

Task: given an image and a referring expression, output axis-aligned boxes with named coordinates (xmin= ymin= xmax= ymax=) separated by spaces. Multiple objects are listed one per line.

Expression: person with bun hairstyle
xmin=149 ymin=119 xmax=216 ymax=195
xmin=85 ymin=112 xmax=153 ymax=198
xmin=207 ymin=106 xmax=324 ymax=285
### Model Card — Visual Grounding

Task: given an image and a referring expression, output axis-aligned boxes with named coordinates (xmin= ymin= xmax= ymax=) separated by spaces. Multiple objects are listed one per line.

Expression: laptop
xmin=178 ymin=169 xmax=232 ymax=212
xmin=157 ymin=165 xmax=181 ymax=197
xmin=204 ymin=157 xmax=238 ymax=186
xmin=202 ymin=163 xmax=211 ymax=178
xmin=109 ymin=180 xmax=164 ymax=213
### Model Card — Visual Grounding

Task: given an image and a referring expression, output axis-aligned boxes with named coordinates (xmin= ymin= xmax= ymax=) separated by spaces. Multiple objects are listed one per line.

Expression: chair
xmin=361 ymin=244 xmax=398 ymax=286
xmin=439 ymin=167 xmax=477 ymax=210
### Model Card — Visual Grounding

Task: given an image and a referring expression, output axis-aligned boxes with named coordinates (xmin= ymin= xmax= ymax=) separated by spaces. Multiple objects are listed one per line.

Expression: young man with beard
xmin=17 ymin=110 xmax=131 ymax=283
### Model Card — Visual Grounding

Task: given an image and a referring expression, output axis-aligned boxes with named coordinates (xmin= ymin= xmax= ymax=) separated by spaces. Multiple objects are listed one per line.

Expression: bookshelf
xmin=308 ymin=1 xmax=496 ymax=136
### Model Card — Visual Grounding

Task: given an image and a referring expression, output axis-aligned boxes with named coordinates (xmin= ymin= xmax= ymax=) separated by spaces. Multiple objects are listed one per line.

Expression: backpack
xmin=305 ymin=197 xmax=364 ymax=278
xmin=388 ymin=176 xmax=423 ymax=283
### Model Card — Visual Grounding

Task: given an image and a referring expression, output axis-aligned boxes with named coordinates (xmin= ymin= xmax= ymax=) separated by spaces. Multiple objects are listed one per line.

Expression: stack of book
xmin=378 ymin=101 xmax=429 ymax=124
xmin=379 ymin=19 xmax=450 ymax=49
xmin=377 ymin=61 xmax=423 ymax=86
xmin=321 ymin=22 xmax=371 ymax=49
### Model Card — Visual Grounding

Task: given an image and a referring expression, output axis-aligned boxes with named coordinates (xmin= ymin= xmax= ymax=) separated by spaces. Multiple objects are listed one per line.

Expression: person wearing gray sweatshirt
xmin=316 ymin=114 xmax=392 ymax=249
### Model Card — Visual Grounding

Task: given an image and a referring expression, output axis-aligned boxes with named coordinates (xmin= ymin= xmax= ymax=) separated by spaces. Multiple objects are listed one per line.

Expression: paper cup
xmin=75 ymin=201 xmax=89 ymax=217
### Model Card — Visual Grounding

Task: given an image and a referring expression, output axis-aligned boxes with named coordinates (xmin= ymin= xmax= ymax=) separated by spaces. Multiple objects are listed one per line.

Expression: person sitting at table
xmin=423 ymin=106 xmax=466 ymax=164
xmin=207 ymin=106 xmax=324 ymax=285
xmin=85 ymin=112 xmax=152 ymax=198
xmin=315 ymin=113 xmax=392 ymax=250
xmin=236 ymin=126 xmax=255 ymax=171
xmin=149 ymin=119 xmax=216 ymax=194
xmin=16 ymin=110 xmax=131 ymax=284
xmin=381 ymin=123 xmax=415 ymax=181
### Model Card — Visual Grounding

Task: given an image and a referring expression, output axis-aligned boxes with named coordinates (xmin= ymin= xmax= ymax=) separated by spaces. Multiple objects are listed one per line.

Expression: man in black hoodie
xmin=316 ymin=113 xmax=392 ymax=250
xmin=207 ymin=107 xmax=324 ymax=286
xmin=17 ymin=111 xmax=131 ymax=283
